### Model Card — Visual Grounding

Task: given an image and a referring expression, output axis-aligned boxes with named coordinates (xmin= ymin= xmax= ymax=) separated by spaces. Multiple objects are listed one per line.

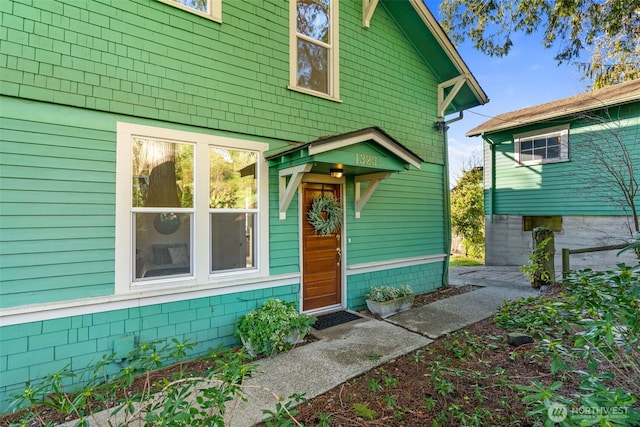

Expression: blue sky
xmin=428 ymin=2 xmax=592 ymax=184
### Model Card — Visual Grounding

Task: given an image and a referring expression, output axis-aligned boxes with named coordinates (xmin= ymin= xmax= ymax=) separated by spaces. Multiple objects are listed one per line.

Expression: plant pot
xmin=366 ymin=295 xmax=415 ymax=318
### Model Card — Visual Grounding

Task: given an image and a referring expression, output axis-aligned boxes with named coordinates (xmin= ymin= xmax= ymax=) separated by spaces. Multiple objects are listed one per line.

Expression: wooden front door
xmin=302 ymin=183 xmax=342 ymax=311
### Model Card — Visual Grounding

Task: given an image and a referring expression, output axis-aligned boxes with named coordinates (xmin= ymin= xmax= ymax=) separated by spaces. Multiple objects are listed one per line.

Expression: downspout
xmin=436 ymin=111 xmax=464 ymax=287
xmin=482 ymin=135 xmax=496 ymax=224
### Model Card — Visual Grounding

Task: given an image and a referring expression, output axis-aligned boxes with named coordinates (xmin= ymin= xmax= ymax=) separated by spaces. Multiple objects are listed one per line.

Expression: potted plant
xmin=365 ymin=285 xmax=414 ymax=318
xmin=235 ymin=299 xmax=316 ymax=357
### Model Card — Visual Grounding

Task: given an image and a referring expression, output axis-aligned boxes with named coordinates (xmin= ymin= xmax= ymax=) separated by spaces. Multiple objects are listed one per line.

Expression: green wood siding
xmin=1 ymin=0 xmax=444 ymax=163
xmin=0 ymin=0 xmax=458 ymax=411
xmin=346 ymin=165 xmax=446 ymax=264
xmin=0 ymin=99 xmax=117 ymax=307
xmin=487 ymin=103 xmax=639 ymax=216
xmin=268 ymin=168 xmax=300 ymax=276
xmin=0 ymin=284 xmax=301 ymax=413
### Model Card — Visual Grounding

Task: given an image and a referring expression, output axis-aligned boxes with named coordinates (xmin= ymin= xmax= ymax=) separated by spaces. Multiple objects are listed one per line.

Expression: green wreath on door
xmin=308 ymin=196 xmax=342 ymax=235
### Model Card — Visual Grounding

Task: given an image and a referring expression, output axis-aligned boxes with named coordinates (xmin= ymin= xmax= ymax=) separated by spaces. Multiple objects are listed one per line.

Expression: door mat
xmin=313 ymin=311 xmax=362 ymax=330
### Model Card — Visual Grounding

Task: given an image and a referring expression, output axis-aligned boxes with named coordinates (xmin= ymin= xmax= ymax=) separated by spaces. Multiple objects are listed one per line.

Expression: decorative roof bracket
xmin=363 ymin=0 xmax=379 ymax=28
xmin=437 ymin=75 xmax=467 ymax=118
xmin=279 ymin=163 xmax=312 ymax=220
xmin=354 ymin=171 xmax=392 ymax=218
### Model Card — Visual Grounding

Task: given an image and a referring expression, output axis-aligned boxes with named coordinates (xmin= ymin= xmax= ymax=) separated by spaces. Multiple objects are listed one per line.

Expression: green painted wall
xmin=0 ymin=96 xmax=294 ymax=307
xmin=0 ymin=284 xmax=300 ymax=413
xmin=0 ymin=0 xmax=455 ymax=412
xmin=345 ymin=165 xmax=446 ymax=265
xmin=1 ymin=0 xmax=445 ymax=163
xmin=485 ymin=103 xmax=640 ymax=216
xmin=347 ymin=262 xmax=444 ymax=310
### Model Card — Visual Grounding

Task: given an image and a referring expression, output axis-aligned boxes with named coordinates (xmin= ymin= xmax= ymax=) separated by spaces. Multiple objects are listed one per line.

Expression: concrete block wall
xmin=485 ymin=215 xmax=637 ymax=272
xmin=0 ymin=284 xmax=300 ymax=413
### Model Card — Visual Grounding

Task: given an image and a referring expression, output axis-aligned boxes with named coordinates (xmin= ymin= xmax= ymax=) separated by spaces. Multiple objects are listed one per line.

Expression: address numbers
xmin=354 ymin=153 xmax=378 ymax=166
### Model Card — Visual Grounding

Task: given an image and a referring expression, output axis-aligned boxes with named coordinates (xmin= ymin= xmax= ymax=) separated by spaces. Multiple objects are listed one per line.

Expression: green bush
xmin=500 ymin=265 xmax=640 ymax=426
xmin=235 ymin=299 xmax=316 ymax=357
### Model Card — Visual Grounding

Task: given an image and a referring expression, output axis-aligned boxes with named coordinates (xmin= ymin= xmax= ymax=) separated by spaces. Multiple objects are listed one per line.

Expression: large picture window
xmin=116 ymin=123 xmax=268 ymax=292
xmin=290 ymin=0 xmax=340 ymax=100
xmin=514 ymin=125 xmax=569 ymax=165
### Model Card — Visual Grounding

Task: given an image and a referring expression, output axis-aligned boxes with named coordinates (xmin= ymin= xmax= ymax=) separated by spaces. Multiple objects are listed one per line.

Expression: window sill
xmin=288 ymin=85 xmax=343 ymax=103
xmin=1 ymin=273 xmax=302 ymax=327
xmin=515 ymin=158 xmax=570 ymax=167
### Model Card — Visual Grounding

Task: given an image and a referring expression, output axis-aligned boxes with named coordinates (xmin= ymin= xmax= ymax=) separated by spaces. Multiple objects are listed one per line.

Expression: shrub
xmin=503 ymin=265 xmax=640 ymax=425
xmin=235 ymin=299 xmax=316 ymax=357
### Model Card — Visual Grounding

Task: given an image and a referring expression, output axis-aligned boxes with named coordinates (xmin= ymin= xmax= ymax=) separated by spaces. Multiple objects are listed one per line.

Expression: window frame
xmin=514 ymin=125 xmax=569 ymax=166
xmin=115 ymin=123 xmax=269 ymax=294
xmin=157 ymin=0 xmax=222 ymax=23
xmin=289 ymin=0 xmax=341 ymax=101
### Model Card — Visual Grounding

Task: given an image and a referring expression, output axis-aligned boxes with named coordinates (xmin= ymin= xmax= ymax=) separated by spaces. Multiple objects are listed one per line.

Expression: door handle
xmin=336 ymin=247 xmax=341 ymax=264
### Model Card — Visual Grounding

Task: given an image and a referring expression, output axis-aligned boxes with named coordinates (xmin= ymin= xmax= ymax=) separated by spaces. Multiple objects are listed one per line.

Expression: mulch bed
xmin=287 ymin=317 xmax=575 ymax=427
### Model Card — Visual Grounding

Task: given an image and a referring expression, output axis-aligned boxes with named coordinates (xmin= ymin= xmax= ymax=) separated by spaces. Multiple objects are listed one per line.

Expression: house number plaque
xmin=354 ymin=153 xmax=378 ymax=166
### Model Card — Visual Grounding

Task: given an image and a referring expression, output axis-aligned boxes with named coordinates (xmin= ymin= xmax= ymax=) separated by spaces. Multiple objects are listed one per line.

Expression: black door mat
xmin=313 ymin=311 xmax=362 ymax=330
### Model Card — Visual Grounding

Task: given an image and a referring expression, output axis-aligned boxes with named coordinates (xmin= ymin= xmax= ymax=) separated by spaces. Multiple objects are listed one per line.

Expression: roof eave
xmin=467 ymin=88 xmax=640 ymax=137
xmin=408 ymin=0 xmax=489 ymax=109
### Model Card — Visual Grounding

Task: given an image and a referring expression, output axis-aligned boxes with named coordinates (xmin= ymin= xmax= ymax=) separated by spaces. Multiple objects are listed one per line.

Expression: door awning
xmin=265 ymin=127 xmax=424 ymax=219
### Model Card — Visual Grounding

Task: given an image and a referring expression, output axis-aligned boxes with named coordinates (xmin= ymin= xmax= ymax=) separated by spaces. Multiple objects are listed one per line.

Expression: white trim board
xmin=1 ymin=274 xmax=301 ymax=327
xmin=347 ymin=254 xmax=447 ymax=275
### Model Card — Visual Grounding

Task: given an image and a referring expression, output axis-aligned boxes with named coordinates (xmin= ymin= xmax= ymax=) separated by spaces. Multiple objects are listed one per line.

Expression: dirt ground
xmin=1 ymin=284 xmax=570 ymax=426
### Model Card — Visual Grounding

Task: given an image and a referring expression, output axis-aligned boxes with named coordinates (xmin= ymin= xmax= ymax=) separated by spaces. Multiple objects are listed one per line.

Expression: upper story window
xmin=290 ymin=0 xmax=340 ymax=100
xmin=514 ymin=125 xmax=569 ymax=165
xmin=158 ymin=0 xmax=222 ymax=22
xmin=116 ymin=123 xmax=268 ymax=293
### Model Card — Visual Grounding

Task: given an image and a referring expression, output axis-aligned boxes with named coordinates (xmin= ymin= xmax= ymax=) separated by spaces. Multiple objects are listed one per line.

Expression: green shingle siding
xmin=347 ymin=262 xmax=444 ymax=310
xmin=0 ymin=285 xmax=300 ymax=412
xmin=1 ymin=0 xmax=443 ymax=162
xmin=0 ymin=0 xmax=454 ymax=412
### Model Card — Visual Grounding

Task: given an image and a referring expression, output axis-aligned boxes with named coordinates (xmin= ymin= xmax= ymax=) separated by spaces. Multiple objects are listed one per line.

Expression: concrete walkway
xmin=229 ymin=266 xmax=537 ymax=426
xmin=390 ymin=265 xmax=539 ymax=339
xmin=62 ymin=266 xmax=537 ymax=427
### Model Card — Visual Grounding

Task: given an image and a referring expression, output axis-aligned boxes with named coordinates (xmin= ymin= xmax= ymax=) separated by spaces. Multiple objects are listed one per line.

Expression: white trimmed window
xmin=116 ymin=123 xmax=268 ymax=292
xmin=158 ymin=0 xmax=222 ymax=22
xmin=290 ymin=0 xmax=340 ymax=100
xmin=514 ymin=125 xmax=569 ymax=165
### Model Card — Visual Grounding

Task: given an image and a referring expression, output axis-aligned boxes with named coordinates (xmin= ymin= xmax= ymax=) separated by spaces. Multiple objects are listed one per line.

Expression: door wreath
xmin=308 ymin=196 xmax=342 ymax=235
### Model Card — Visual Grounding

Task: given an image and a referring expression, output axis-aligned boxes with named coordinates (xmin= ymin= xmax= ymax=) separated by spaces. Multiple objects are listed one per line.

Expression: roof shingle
xmin=466 ymin=79 xmax=640 ymax=137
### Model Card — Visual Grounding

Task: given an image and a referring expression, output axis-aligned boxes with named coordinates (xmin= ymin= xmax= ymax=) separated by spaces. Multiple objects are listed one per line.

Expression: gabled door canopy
xmin=266 ymin=127 xmax=424 ymax=220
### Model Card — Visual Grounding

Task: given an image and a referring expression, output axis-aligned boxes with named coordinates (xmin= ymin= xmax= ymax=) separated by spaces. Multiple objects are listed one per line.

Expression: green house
xmin=467 ymin=80 xmax=640 ymax=270
xmin=0 ymin=0 xmax=487 ymax=410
